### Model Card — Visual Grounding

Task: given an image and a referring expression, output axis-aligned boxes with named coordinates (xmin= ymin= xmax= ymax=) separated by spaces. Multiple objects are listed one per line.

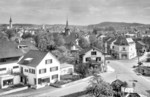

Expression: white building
xmin=111 ymin=36 xmax=137 ymax=59
xmin=18 ymin=50 xmax=60 ymax=89
xmin=0 ymin=39 xmax=23 ymax=89
xmin=60 ymin=63 xmax=74 ymax=75
xmin=80 ymin=47 xmax=106 ymax=72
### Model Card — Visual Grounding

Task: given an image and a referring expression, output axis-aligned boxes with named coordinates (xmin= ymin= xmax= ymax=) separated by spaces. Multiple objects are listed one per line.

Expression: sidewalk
xmin=0 ymin=86 xmax=28 ymax=96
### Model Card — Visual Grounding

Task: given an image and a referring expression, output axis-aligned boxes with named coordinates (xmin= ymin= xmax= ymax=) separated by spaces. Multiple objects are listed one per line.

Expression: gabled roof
xmin=106 ymin=38 xmax=116 ymax=44
xmin=80 ymin=46 xmax=103 ymax=55
xmin=0 ymin=39 xmax=23 ymax=59
xmin=137 ymin=41 xmax=146 ymax=46
xmin=114 ymin=36 xmax=135 ymax=46
xmin=126 ymin=93 xmax=140 ymax=97
xmin=18 ymin=50 xmax=58 ymax=67
xmin=18 ymin=40 xmax=38 ymax=53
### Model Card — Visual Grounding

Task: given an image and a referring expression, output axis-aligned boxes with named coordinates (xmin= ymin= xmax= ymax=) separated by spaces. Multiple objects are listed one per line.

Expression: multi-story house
xmin=0 ymin=39 xmax=23 ymax=89
xmin=80 ymin=47 xmax=106 ymax=72
xmin=111 ymin=36 xmax=137 ymax=59
xmin=18 ymin=50 xmax=60 ymax=89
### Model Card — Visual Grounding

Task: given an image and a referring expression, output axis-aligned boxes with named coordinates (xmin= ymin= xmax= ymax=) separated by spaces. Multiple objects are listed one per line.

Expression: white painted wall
xmin=0 ymin=62 xmax=20 ymax=75
xmin=83 ymin=49 xmax=104 ymax=63
xmin=20 ymin=65 xmax=36 ymax=85
xmin=37 ymin=53 xmax=60 ymax=83
xmin=13 ymin=75 xmax=20 ymax=85
xmin=112 ymin=43 xmax=137 ymax=59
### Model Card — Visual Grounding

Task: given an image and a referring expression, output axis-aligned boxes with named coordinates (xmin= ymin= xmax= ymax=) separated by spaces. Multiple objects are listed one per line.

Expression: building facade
xmin=111 ymin=36 xmax=137 ymax=59
xmin=80 ymin=47 xmax=106 ymax=72
xmin=18 ymin=50 xmax=60 ymax=89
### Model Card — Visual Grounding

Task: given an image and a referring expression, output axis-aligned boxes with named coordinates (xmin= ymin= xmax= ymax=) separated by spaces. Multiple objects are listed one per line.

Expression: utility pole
xmin=104 ymin=42 xmax=107 ymax=72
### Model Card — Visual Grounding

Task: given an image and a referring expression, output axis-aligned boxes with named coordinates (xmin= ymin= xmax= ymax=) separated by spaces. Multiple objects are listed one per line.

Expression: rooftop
xmin=114 ymin=36 xmax=135 ymax=46
xmin=0 ymin=39 xmax=23 ymax=59
xmin=18 ymin=50 xmax=48 ymax=67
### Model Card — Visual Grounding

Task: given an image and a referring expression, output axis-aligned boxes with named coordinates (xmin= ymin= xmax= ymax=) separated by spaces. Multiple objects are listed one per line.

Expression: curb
xmin=51 ymin=76 xmax=92 ymax=88
xmin=0 ymin=86 xmax=28 ymax=96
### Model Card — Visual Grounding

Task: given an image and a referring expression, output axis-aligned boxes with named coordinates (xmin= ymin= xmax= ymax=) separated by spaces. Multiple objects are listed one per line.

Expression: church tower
xmin=64 ymin=18 xmax=70 ymax=36
xmin=9 ymin=17 xmax=12 ymax=29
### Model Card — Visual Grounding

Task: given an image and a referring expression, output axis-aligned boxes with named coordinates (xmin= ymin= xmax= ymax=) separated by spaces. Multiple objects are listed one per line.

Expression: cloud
xmin=0 ymin=0 xmax=150 ymax=24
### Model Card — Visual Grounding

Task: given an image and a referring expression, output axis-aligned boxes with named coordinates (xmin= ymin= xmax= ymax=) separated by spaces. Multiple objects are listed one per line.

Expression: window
xmin=50 ymin=67 xmax=58 ymax=72
xmin=112 ymin=46 xmax=114 ymax=49
xmin=25 ymin=69 xmax=28 ymax=72
xmin=45 ymin=59 xmax=52 ymax=64
xmin=3 ymin=79 xmax=13 ymax=86
xmin=52 ymin=74 xmax=58 ymax=79
xmin=39 ymin=69 xmax=46 ymax=74
xmin=0 ymin=68 xmax=6 ymax=71
xmin=13 ymin=66 xmax=19 ymax=69
xmin=91 ymin=51 xmax=97 ymax=55
xmin=96 ymin=57 xmax=101 ymax=61
xmin=86 ymin=57 xmax=90 ymax=62
xmin=122 ymin=47 xmax=126 ymax=51
xmin=29 ymin=68 xmax=35 ymax=74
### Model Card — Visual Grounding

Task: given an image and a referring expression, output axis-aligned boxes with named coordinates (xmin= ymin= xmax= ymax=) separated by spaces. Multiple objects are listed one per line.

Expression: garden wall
xmin=51 ymin=76 xmax=92 ymax=88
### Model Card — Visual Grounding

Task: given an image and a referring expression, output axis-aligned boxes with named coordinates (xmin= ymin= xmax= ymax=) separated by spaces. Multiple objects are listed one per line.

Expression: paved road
xmin=103 ymin=59 xmax=150 ymax=96
xmin=3 ymin=57 xmax=150 ymax=97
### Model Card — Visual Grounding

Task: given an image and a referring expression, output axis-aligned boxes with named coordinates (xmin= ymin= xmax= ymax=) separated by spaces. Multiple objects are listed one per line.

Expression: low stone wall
xmin=0 ymin=86 xmax=28 ymax=96
xmin=51 ymin=76 xmax=92 ymax=88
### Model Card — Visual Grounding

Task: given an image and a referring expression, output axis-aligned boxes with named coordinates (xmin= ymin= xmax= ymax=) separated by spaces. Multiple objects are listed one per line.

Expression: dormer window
xmin=22 ymin=58 xmax=33 ymax=65
xmin=91 ymin=51 xmax=97 ymax=55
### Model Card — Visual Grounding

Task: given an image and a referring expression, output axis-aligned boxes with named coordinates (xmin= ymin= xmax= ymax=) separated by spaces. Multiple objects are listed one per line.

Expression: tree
xmin=54 ymin=34 xmax=66 ymax=46
xmin=111 ymin=79 xmax=128 ymax=97
xmin=86 ymin=74 xmax=114 ymax=97
xmin=75 ymin=63 xmax=89 ymax=78
xmin=5 ymin=29 xmax=16 ymax=39
xmin=34 ymin=33 xmax=56 ymax=51
xmin=78 ymin=37 xmax=90 ymax=49
xmin=89 ymin=35 xmax=97 ymax=46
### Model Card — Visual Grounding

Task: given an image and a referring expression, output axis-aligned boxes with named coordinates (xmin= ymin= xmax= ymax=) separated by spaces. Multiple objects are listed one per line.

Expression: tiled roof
xmin=137 ymin=41 xmax=146 ymax=46
xmin=114 ymin=36 xmax=135 ymax=45
xmin=106 ymin=38 xmax=116 ymax=44
xmin=80 ymin=46 xmax=103 ymax=55
xmin=126 ymin=93 xmax=140 ymax=97
xmin=18 ymin=50 xmax=59 ymax=67
xmin=0 ymin=39 xmax=23 ymax=59
xmin=18 ymin=40 xmax=38 ymax=54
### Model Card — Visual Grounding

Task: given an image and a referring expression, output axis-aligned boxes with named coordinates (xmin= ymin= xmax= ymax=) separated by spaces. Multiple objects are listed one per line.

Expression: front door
xmin=20 ymin=76 xmax=23 ymax=83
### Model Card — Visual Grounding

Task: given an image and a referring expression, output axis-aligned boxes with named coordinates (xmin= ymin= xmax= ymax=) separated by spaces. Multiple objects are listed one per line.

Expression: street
xmin=2 ymin=57 xmax=150 ymax=97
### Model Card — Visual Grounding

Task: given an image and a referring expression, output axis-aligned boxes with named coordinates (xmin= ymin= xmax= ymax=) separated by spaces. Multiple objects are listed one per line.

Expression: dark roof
xmin=18 ymin=50 xmax=57 ymax=67
xmin=80 ymin=46 xmax=103 ymax=55
xmin=106 ymin=38 xmax=116 ymax=44
xmin=114 ymin=36 xmax=134 ymax=45
xmin=103 ymin=37 xmax=111 ymax=43
xmin=0 ymin=39 xmax=23 ymax=59
xmin=18 ymin=40 xmax=38 ymax=54
xmin=127 ymin=93 xmax=140 ymax=97
xmin=137 ymin=41 xmax=146 ymax=46
xmin=111 ymin=79 xmax=124 ymax=86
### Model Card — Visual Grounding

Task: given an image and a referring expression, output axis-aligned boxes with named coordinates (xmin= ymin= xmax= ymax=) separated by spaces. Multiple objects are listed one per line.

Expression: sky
xmin=0 ymin=0 xmax=150 ymax=25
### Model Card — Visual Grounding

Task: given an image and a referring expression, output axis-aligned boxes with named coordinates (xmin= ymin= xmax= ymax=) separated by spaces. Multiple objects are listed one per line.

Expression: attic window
xmin=91 ymin=51 xmax=97 ymax=55
xmin=22 ymin=58 xmax=33 ymax=65
xmin=18 ymin=45 xmax=28 ymax=49
xmin=25 ymin=58 xmax=33 ymax=61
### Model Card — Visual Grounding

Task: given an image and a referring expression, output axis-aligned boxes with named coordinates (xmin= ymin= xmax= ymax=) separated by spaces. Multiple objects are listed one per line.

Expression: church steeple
xmin=9 ymin=17 xmax=12 ymax=29
xmin=65 ymin=18 xmax=70 ymax=35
